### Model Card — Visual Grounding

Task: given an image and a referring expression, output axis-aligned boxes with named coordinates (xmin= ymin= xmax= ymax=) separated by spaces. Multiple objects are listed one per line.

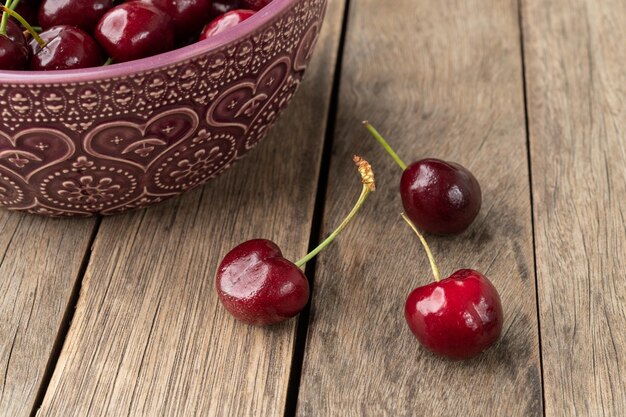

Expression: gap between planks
xmin=29 ymin=217 xmax=103 ymax=417
xmin=283 ymin=0 xmax=353 ymax=415
xmin=516 ymin=0 xmax=547 ymax=415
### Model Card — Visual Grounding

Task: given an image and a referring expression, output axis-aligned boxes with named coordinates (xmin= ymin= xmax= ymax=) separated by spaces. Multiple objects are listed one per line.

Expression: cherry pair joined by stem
xmin=216 ymin=156 xmax=376 ymax=326
xmin=363 ymin=122 xmax=501 ymax=358
xmin=364 ymin=122 xmax=482 ymax=235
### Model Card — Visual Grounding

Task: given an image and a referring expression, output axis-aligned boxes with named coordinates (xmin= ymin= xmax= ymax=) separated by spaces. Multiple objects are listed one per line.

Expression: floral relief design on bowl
xmin=0 ymin=0 xmax=327 ymax=216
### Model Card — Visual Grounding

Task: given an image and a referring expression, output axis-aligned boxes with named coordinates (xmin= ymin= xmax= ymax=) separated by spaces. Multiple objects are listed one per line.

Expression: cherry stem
xmin=401 ymin=213 xmax=441 ymax=282
xmin=363 ymin=121 xmax=407 ymax=171
xmin=295 ymin=156 xmax=375 ymax=269
xmin=0 ymin=0 xmax=12 ymax=36
xmin=1 ymin=5 xmax=45 ymax=46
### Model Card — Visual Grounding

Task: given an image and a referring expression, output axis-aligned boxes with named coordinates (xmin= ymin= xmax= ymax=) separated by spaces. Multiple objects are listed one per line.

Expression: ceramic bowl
xmin=0 ymin=0 xmax=326 ymax=216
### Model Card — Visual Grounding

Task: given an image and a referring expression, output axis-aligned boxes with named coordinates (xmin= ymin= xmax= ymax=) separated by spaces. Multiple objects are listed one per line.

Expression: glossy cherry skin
xmin=405 ymin=269 xmax=503 ymax=359
xmin=39 ymin=0 xmax=114 ymax=33
xmin=0 ymin=22 xmax=30 ymax=70
xmin=141 ymin=0 xmax=212 ymax=39
xmin=216 ymin=239 xmax=310 ymax=325
xmin=5 ymin=20 xmax=28 ymax=45
xmin=211 ymin=0 xmax=240 ymax=18
xmin=400 ymin=158 xmax=481 ymax=235
xmin=30 ymin=26 xmax=104 ymax=70
xmin=240 ymin=0 xmax=272 ymax=11
xmin=199 ymin=9 xmax=254 ymax=40
xmin=95 ymin=1 xmax=175 ymax=63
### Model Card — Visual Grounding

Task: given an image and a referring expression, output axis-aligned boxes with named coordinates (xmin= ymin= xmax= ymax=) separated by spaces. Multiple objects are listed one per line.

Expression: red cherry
xmin=240 ymin=0 xmax=272 ymax=11
xmin=4 ymin=19 xmax=28 ymax=45
xmin=400 ymin=214 xmax=503 ymax=359
xmin=216 ymin=239 xmax=310 ymax=325
xmin=405 ymin=269 xmax=503 ymax=359
xmin=216 ymin=157 xmax=376 ymax=325
xmin=210 ymin=0 xmax=241 ymax=18
xmin=95 ymin=1 xmax=175 ymax=63
xmin=141 ymin=0 xmax=212 ymax=39
xmin=0 ymin=24 xmax=30 ymax=70
xmin=39 ymin=0 xmax=114 ymax=33
xmin=401 ymin=159 xmax=481 ymax=235
xmin=30 ymin=25 xmax=104 ymax=70
xmin=365 ymin=122 xmax=481 ymax=235
xmin=199 ymin=9 xmax=254 ymax=40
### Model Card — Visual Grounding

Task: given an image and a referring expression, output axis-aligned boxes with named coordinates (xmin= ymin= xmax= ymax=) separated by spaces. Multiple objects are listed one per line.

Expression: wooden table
xmin=2 ymin=0 xmax=625 ymax=415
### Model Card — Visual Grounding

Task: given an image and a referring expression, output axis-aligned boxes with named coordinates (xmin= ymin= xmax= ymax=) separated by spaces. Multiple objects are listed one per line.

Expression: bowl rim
xmin=0 ymin=0 xmax=294 ymax=85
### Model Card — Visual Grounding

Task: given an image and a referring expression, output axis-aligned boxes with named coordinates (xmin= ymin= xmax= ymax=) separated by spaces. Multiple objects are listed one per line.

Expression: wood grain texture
xmin=523 ymin=0 xmax=626 ymax=415
xmin=34 ymin=1 xmax=345 ymax=415
xmin=296 ymin=0 xmax=542 ymax=415
xmin=0 ymin=214 xmax=96 ymax=417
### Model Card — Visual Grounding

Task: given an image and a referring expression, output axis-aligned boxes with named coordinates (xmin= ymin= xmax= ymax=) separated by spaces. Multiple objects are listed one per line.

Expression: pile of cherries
xmin=0 ymin=0 xmax=271 ymax=71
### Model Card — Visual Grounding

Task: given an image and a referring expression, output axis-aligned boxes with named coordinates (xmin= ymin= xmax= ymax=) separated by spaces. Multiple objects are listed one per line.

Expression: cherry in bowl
xmin=95 ymin=1 xmax=175 ymax=63
xmin=200 ymin=9 xmax=255 ymax=40
xmin=0 ymin=20 xmax=29 ymax=70
xmin=30 ymin=25 xmax=104 ymax=71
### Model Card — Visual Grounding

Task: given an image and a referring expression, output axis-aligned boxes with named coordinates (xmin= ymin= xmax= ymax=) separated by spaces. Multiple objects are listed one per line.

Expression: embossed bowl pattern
xmin=0 ymin=0 xmax=326 ymax=216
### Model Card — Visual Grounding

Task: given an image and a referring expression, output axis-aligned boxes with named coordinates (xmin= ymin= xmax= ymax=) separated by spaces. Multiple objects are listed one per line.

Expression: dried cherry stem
xmin=1 ymin=5 xmax=44 ymax=46
xmin=363 ymin=121 xmax=407 ymax=171
xmin=295 ymin=156 xmax=376 ymax=268
xmin=401 ymin=213 xmax=441 ymax=282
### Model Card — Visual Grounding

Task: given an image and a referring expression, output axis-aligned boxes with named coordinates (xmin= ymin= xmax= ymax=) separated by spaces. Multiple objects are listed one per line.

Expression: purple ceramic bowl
xmin=0 ymin=0 xmax=326 ymax=216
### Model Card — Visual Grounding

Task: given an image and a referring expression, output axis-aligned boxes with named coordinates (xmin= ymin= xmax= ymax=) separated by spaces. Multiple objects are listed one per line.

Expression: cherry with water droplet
xmin=0 ymin=19 xmax=30 ymax=70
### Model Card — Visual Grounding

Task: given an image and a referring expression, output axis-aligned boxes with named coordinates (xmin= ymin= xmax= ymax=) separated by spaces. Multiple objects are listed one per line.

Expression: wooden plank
xmin=522 ymin=0 xmax=626 ymax=415
xmin=0 ymin=214 xmax=96 ymax=417
xmin=35 ymin=1 xmax=346 ymax=415
xmin=297 ymin=0 xmax=543 ymax=415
